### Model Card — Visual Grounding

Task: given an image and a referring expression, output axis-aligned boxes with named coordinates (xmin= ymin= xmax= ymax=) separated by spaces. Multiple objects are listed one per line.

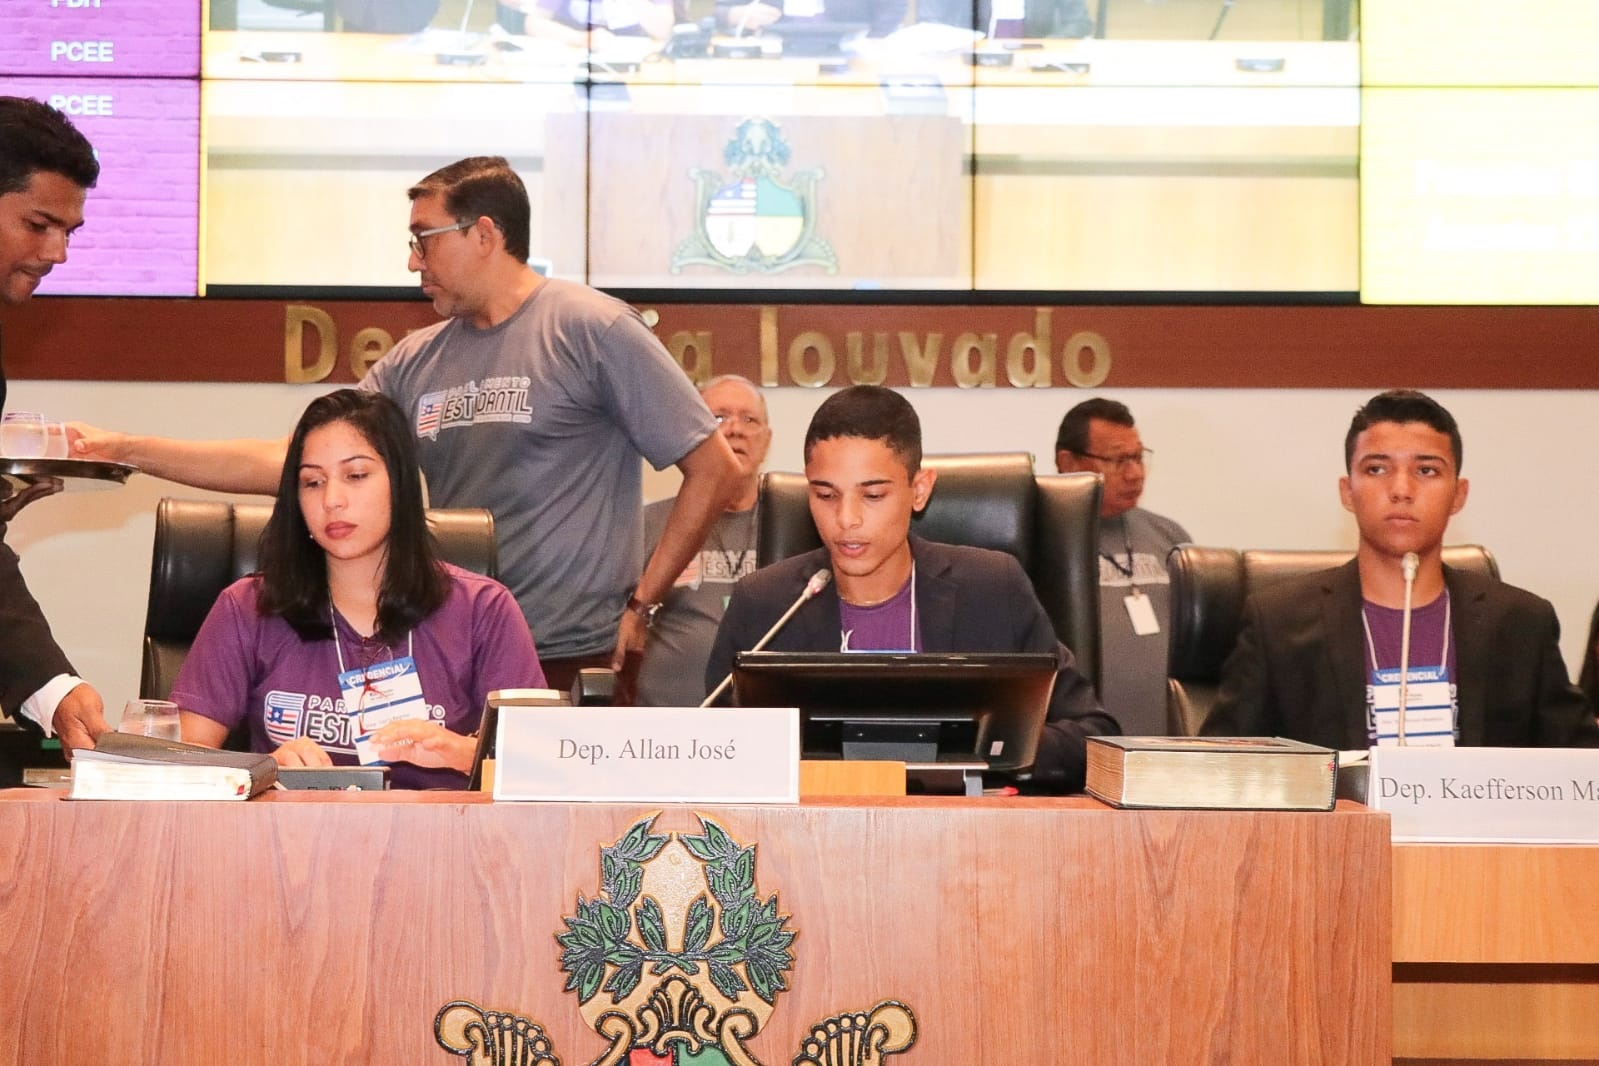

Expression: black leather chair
xmin=140 ymin=497 xmax=498 ymax=701
xmin=1165 ymin=544 xmax=1499 ymax=737
xmin=755 ymin=453 xmax=1104 ymax=689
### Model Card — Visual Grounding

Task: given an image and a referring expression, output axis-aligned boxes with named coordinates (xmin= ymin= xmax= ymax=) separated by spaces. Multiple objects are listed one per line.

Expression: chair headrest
xmin=757 ymin=452 xmax=1038 ymax=566
xmin=144 ymin=497 xmax=499 ymax=642
xmin=914 ymin=453 xmax=1037 ymax=567
xmin=1167 ymin=543 xmax=1500 ymax=682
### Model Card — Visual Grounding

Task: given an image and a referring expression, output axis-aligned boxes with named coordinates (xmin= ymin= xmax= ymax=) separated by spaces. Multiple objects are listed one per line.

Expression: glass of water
xmin=121 ymin=699 xmax=182 ymax=743
xmin=1 ymin=412 xmax=47 ymax=458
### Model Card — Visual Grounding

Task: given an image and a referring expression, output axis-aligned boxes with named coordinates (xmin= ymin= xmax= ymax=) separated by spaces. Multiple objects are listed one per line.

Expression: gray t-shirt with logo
xmin=637 ymin=500 xmax=757 ymax=706
xmin=1097 ymin=507 xmax=1191 ymax=736
xmin=364 ymin=279 xmax=716 ymax=660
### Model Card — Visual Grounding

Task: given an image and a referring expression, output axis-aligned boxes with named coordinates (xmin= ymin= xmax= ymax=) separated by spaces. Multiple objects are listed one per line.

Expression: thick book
xmin=69 ymin=733 xmax=278 ymax=801
xmin=1085 ymin=736 xmax=1338 ymax=811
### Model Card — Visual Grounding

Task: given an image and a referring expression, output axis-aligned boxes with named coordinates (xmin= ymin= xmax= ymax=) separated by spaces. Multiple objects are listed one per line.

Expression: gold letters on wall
xmin=674 ymin=307 xmax=1111 ymax=390
xmin=282 ymin=304 xmax=1110 ymax=388
xmin=284 ymin=304 xmax=396 ymax=384
xmin=13 ymin=296 xmax=1599 ymax=388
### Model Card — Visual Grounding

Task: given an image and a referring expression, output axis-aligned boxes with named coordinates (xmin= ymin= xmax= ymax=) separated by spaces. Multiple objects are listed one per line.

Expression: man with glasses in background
xmin=637 ymin=375 xmax=771 ymax=706
xmin=1055 ymin=398 xmax=1190 ymax=736
xmin=75 ymin=156 xmax=740 ymax=700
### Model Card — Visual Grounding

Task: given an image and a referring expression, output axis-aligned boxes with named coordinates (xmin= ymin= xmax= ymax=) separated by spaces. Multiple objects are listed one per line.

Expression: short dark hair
xmin=0 ymin=97 xmax=99 ymax=196
xmin=1345 ymin=389 xmax=1463 ymax=473
xmin=803 ymin=385 xmax=922 ymax=472
xmin=257 ymin=389 xmax=448 ymax=642
xmin=1055 ymin=397 xmax=1134 ymax=454
xmin=408 ymin=156 xmax=530 ymax=264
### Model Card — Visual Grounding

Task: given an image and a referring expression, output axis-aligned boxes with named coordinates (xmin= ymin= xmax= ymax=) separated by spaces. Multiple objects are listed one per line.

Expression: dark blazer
xmin=1202 ymin=560 xmax=1599 ymax=749
xmin=0 ymin=356 xmax=71 ymax=782
xmin=706 ymin=535 xmax=1119 ymax=791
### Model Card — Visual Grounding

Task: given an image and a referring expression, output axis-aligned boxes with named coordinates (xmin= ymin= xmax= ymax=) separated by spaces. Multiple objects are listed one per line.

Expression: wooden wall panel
xmin=1392 ymin=842 xmax=1599 ymax=1062
xmin=7 ymin=299 xmax=1599 ymax=389
xmin=0 ymin=792 xmax=1390 ymax=1066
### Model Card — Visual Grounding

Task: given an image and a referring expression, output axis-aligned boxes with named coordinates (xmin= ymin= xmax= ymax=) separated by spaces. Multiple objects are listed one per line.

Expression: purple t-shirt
xmin=1362 ymin=592 xmax=1456 ymax=675
xmin=837 ymin=578 xmax=921 ymax=653
xmin=170 ymin=564 xmax=545 ymax=789
xmin=1362 ymin=590 xmax=1458 ymax=741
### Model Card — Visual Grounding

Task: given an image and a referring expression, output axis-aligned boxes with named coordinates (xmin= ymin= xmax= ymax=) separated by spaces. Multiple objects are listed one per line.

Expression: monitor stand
xmin=840 ymin=722 xmax=984 ymax=795
xmin=906 ymin=761 xmax=986 ymax=797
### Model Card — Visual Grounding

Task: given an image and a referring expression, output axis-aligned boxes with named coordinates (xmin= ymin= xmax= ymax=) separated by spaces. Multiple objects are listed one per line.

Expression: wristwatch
xmin=625 ymin=592 xmax=663 ymax=629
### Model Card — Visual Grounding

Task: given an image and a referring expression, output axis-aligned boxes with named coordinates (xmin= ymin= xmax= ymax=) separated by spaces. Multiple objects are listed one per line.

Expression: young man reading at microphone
xmin=1202 ymin=389 xmax=1599 ymax=749
xmin=704 ymin=385 xmax=1118 ymax=792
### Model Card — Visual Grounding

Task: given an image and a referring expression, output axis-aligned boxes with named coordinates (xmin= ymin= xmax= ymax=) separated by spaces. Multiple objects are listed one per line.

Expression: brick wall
xmin=1 ymin=0 xmax=202 ymax=295
xmin=0 ymin=0 xmax=200 ymax=77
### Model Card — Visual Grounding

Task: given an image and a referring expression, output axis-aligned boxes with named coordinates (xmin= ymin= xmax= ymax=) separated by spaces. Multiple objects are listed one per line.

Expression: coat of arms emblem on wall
xmin=672 ymin=118 xmax=838 ymax=276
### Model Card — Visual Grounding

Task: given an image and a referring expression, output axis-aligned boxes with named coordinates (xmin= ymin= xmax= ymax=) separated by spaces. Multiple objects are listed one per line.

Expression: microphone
xmin=701 ymin=569 xmax=832 ymax=707
xmin=1396 ymin=551 xmax=1419 ymax=745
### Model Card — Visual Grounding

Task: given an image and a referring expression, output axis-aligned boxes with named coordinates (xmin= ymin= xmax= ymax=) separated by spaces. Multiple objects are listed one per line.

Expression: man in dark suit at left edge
xmin=0 ymin=97 xmax=110 ymax=783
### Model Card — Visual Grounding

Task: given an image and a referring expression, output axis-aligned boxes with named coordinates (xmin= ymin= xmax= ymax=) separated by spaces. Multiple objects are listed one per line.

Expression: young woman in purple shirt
xmin=171 ymin=390 xmax=545 ymax=788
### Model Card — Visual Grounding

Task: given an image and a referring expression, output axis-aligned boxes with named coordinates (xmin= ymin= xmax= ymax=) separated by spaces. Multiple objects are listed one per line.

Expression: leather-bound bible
xmin=69 ymin=733 xmax=278 ymax=801
xmin=1086 ymin=736 xmax=1337 ymax=811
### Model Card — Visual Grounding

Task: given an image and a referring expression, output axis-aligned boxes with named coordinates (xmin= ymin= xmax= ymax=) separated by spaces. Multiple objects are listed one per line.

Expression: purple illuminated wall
xmin=0 ymin=0 xmax=200 ymax=77
xmin=1 ymin=2 xmax=201 ymax=296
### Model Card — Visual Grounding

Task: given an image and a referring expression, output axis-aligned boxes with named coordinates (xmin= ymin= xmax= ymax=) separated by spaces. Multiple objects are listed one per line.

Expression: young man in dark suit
xmin=1203 ymin=389 xmax=1599 ymax=749
xmin=0 ymin=97 xmax=110 ymax=768
xmin=705 ymin=384 xmax=1118 ymax=792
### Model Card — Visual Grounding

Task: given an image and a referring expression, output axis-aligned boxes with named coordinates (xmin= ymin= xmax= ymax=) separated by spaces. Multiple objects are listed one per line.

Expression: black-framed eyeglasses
xmin=1078 ymin=447 xmax=1152 ymax=471
xmin=408 ymin=220 xmax=474 ymax=260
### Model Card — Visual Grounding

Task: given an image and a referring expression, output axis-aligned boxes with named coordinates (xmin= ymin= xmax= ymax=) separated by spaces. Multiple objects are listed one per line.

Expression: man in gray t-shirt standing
xmin=637 ymin=375 xmax=770 ymax=706
xmin=75 ymin=157 xmax=740 ymax=693
xmin=1055 ymin=398 xmax=1190 ymax=736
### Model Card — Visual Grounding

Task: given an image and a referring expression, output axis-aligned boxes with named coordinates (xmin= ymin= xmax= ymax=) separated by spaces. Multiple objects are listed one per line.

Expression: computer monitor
xmin=766 ymin=20 xmax=869 ymax=57
xmin=730 ymin=651 xmax=1056 ymax=774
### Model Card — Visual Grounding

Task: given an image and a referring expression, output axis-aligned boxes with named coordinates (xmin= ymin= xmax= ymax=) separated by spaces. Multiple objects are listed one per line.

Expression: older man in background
xmin=637 ymin=375 xmax=771 ymax=706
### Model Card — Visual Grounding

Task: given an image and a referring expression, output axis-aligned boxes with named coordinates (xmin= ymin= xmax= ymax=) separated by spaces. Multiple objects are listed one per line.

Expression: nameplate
xmin=492 ymin=706 xmax=800 ymax=804
xmin=1368 ymin=746 xmax=1599 ymax=842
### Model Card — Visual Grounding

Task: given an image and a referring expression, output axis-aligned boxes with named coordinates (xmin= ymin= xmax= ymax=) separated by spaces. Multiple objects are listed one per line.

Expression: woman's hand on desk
xmin=272 ymin=736 xmax=334 ymax=769
xmin=370 ymin=719 xmax=475 ymax=775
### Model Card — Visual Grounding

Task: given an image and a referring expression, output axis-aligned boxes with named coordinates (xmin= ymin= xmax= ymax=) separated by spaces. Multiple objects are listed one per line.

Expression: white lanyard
xmin=839 ymin=562 xmax=918 ymax=652
xmin=331 ymin=599 xmax=414 ymax=680
xmin=908 ymin=561 xmax=918 ymax=647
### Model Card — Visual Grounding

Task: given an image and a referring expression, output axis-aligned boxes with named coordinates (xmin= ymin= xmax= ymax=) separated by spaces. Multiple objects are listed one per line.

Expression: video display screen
xmin=197 ymin=0 xmax=1357 ymax=294
xmin=3 ymin=1 xmax=1594 ymax=303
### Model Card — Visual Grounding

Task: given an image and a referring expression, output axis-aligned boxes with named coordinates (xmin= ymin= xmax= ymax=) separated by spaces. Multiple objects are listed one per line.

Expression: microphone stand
xmin=1208 ymin=0 xmax=1235 ymax=40
xmin=1396 ymin=551 xmax=1418 ymax=746
xmin=701 ymin=570 xmax=832 ymax=707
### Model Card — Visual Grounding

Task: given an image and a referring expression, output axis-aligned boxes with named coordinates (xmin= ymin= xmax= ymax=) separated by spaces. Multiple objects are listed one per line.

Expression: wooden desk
xmin=0 ymin=792 xmax=1388 ymax=1065
xmin=1393 ymin=842 xmax=1599 ymax=1063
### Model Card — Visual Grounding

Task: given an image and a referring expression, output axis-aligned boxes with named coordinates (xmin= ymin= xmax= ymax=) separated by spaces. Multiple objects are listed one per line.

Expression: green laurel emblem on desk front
xmin=672 ymin=118 xmax=838 ymax=276
xmin=435 ymin=812 xmax=917 ymax=1066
